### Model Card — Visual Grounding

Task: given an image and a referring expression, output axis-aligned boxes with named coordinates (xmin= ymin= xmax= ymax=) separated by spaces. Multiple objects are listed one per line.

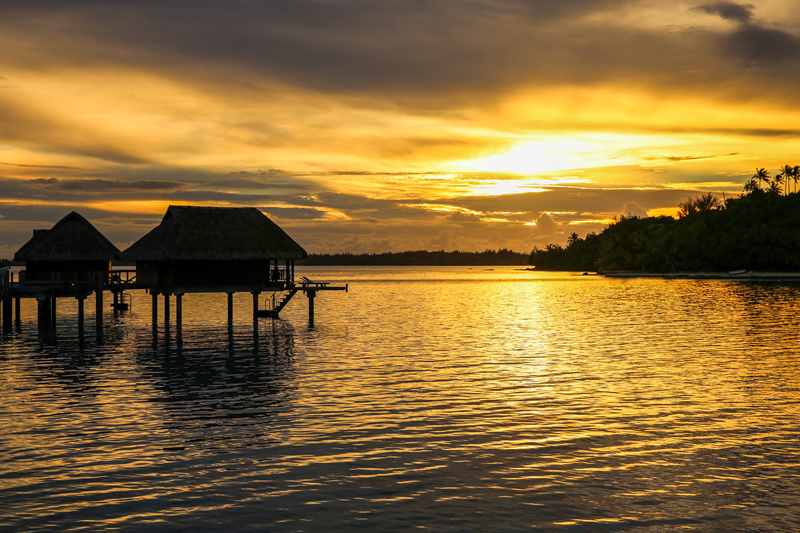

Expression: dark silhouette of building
xmin=123 ymin=205 xmax=307 ymax=293
xmin=14 ymin=211 xmax=120 ymax=282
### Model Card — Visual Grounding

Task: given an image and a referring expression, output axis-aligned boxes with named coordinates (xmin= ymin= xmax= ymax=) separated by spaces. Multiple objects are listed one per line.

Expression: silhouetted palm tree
xmin=793 ymin=165 xmax=800 ymax=194
xmin=695 ymin=192 xmax=722 ymax=210
xmin=775 ymin=169 xmax=786 ymax=195
xmin=678 ymin=192 xmax=722 ymax=217
xmin=743 ymin=177 xmax=759 ymax=194
xmin=567 ymin=232 xmax=581 ymax=246
xmin=778 ymin=164 xmax=794 ymax=195
xmin=753 ymin=167 xmax=769 ymax=189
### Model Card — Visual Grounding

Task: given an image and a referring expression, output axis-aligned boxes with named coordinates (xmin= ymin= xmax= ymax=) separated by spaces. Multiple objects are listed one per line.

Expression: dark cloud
xmin=0 ymin=162 xmax=80 ymax=171
xmin=450 ymin=187 xmax=702 ymax=215
xmin=223 ymin=169 xmax=310 ymax=191
xmin=0 ymin=175 xmax=315 ymax=207
xmin=25 ymin=178 xmax=191 ymax=191
xmin=690 ymin=2 xmax=800 ymax=66
xmin=693 ymin=2 xmax=754 ymax=23
xmin=723 ymin=26 xmax=800 ymax=65
xmin=0 ymin=0 xmax=764 ymax=100
xmin=642 ymin=153 xmax=739 ymax=162
xmin=310 ymin=192 xmax=398 ymax=212
xmin=261 ymin=207 xmax=328 ymax=220
xmin=1 ymin=0 xmax=800 ymax=115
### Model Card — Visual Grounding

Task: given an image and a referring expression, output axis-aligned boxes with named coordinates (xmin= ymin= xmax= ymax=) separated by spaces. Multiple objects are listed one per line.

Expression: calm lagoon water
xmin=1 ymin=267 xmax=799 ymax=532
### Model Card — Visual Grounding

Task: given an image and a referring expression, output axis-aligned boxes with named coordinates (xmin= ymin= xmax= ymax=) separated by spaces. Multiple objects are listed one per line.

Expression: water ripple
xmin=1 ymin=269 xmax=800 ymax=531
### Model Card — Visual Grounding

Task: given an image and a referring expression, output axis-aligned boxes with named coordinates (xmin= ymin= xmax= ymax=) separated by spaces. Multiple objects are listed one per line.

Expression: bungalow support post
xmin=95 ymin=282 xmax=103 ymax=329
xmin=77 ymin=296 xmax=85 ymax=333
xmin=164 ymin=293 xmax=170 ymax=337
xmin=227 ymin=292 xmax=234 ymax=332
xmin=2 ymin=294 xmax=11 ymax=331
xmin=38 ymin=296 xmax=50 ymax=324
xmin=176 ymin=293 xmax=183 ymax=342
xmin=151 ymin=292 xmax=158 ymax=341
xmin=307 ymin=289 xmax=316 ymax=326
xmin=252 ymin=291 xmax=259 ymax=337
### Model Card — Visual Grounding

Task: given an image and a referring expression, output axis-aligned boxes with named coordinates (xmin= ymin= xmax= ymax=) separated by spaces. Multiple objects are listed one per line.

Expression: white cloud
xmin=621 ymin=201 xmax=648 ymax=217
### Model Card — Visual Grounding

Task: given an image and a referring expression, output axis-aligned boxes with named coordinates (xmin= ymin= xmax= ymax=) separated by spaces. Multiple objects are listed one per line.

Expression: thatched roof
xmin=14 ymin=212 xmax=121 ymax=262
xmin=122 ymin=206 xmax=308 ymax=261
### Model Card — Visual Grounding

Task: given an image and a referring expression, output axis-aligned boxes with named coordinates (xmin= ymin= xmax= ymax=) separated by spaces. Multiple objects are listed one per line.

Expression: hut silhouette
xmin=123 ymin=205 xmax=307 ymax=292
xmin=15 ymin=211 xmax=120 ymax=282
xmin=123 ymin=206 xmax=317 ymax=334
xmin=9 ymin=211 xmax=123 ymax=327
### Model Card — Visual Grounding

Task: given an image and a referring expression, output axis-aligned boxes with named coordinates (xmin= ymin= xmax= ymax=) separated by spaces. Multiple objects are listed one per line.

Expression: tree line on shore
xmin=297 ymin=249 xmax=530 ymax=266
xmin=529 ymin=167 xmax=800 ymax=272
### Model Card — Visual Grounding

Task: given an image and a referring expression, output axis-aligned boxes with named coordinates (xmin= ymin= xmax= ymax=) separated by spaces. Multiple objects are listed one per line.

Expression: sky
xmin=2 ymin=0 xmax=800 ymax=258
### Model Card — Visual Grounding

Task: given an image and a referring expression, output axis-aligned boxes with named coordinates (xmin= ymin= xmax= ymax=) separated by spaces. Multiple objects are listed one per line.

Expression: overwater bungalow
xmin=123 ymin=206 xmax=308 ymax=294
xmin=7 ymin=211 xmax=123 ymax=327
xmin=14 ymin=211 xmax=121 ymax=283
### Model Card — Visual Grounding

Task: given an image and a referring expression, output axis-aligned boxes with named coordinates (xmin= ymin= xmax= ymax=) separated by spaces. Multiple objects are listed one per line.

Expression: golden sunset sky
xmin=2 ymin=0 xmax=800 ymax=257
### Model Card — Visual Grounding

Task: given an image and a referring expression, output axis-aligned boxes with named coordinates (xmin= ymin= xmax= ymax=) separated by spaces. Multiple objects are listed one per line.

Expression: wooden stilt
xmin=15 ymin=297 xmax=20 ymax=328
xmin=176 ymin=293 xmax=183 ymax=343
xmin=151 ymin=292 xmax=158 ymax=341
xmin=77 ymin=297 xmax=85 ymax=337
xmin=38 ymin=297 xmax=50 ymax=324
xmin=51 ymin=297 xmax=57 ymax=324
xmin=227 ymin=292 xmax=234 ymax=332
xmin=307 ymin=289 xmax=316 ymax=327
xmin=164 ymin=293 xmax=171 ymax=337
xmin=252 ymin=291 xmax=259 ymax=338
xmin=2 ymin=294 xmax=11 ymax=331
xmin=95 ymin=288 xmax=103 ymax=328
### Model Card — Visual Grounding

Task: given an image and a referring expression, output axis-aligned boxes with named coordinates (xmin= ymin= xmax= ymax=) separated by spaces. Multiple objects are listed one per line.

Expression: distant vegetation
xmin=299 ymin=249 xmax=529 ymax=266
xmin=530 ymin=167 xmax=800 ymax=272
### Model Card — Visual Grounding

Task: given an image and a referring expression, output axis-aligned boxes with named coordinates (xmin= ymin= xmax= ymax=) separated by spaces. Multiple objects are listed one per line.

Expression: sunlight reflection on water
xmin=1 ymin=267 xmax=799 ymax=532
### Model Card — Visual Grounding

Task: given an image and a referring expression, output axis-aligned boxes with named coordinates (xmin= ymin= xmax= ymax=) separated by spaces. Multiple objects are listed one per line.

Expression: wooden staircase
xmin=274 ymin=289 xmax=298 ymax=313
xmin=255 ymin=289 xmax=298 ymax=318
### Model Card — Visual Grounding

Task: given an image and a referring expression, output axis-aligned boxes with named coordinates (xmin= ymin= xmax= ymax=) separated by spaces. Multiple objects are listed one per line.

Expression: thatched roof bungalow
xmin=123 ymin=206 xmax=307 ymax=293
xmin=14 ymin=211 xmax=121 ymax=280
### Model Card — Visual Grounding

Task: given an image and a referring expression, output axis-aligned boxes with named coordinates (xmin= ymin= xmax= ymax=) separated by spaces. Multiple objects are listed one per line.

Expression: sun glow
xmin=451 ymin=132 xmax=665 ymax=175
xmin=84 ymin=200 xmax=186 ymax=215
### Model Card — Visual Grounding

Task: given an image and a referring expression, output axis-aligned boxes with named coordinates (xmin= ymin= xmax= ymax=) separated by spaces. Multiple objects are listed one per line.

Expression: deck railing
xmin=11 ymin=270 xmax=137 ymax=290
xmin=270 ymin=267 xmax=288 ymax=282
